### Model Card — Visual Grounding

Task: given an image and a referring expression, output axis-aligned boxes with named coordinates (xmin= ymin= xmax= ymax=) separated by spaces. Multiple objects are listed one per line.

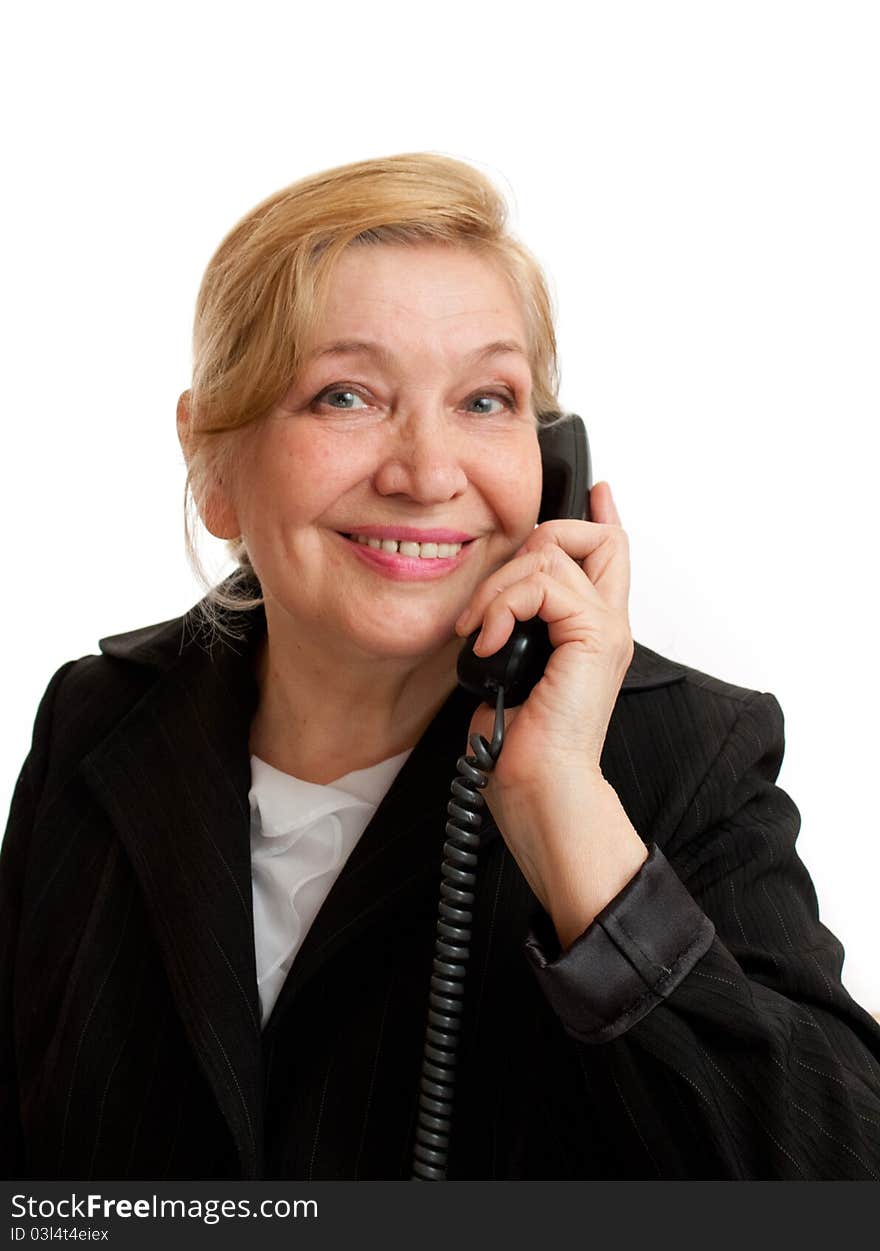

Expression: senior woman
xmin=3 ymin=153 xmax=880 ymax=1181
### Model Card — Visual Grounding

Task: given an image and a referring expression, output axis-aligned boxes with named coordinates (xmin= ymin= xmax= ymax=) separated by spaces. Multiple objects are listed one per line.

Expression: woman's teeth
xmin=350 ymin=536 xmax=463 ymax=559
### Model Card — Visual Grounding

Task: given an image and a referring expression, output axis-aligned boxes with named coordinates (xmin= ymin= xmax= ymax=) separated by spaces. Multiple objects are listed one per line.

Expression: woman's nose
xmin=372 ymin=409 xmax=469 ymax=503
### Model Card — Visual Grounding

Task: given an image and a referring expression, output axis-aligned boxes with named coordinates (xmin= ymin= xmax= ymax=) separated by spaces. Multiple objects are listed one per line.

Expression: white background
xmin=2 ymin=1 xmax=878 ymax=1012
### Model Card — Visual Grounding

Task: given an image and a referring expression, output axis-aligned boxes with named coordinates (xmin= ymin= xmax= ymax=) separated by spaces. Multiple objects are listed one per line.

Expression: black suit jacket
xmin=3 ymin=586 xmax=880 ymax=1179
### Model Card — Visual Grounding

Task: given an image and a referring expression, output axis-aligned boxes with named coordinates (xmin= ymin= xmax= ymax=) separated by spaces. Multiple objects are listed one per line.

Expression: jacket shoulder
xmin=624 ymin=640 xmax=783 ymax=760
xmin=603 ymin=645 xmax=788 ymax=872
xmin=25 ymin=651 xmax=156 ymax=799
xmin=29 ymin=597 xmax=260 ymax=795
xmin=624 ymin=640 xmax=768 ymax=708
xmin=618 ymin=638 xmax=784 ymax=791
xmin=19 ymin=607 xmax=191 ymax=796
xmin=97 ymin=609 xmax=197 ymax=665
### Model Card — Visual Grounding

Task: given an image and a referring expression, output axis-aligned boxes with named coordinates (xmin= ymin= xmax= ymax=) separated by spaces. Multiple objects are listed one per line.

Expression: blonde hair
xmin=181 ymin=151 xmax=564 ymax=638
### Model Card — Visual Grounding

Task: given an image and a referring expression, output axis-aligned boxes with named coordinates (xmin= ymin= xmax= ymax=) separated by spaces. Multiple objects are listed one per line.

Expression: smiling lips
xmin=337 ymin=529 xmax=475 ymax=580
xmin=347 ymin=534 xmax=464 ymax=559
xmin=342 ymin=526 xmax=474 ymax=543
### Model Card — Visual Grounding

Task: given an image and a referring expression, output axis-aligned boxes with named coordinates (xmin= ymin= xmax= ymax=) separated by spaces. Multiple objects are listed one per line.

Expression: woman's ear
xmin=176 ymin=390 xmax=242 ymax=540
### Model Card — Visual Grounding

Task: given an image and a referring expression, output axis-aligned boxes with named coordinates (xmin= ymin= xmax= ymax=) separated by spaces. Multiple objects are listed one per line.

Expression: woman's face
xmin=221 ymin=242 xmax=543 ymax=663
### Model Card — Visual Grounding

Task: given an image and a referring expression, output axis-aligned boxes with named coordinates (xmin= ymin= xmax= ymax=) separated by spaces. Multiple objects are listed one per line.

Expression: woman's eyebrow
xmin=308 ymin=338 xmax=528 ymax=367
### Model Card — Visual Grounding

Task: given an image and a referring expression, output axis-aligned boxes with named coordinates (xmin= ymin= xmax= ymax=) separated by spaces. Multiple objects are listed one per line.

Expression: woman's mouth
xmin=342 ymin=534 xmax=465 ymax=559
xmin=336 ymin=532 xmax=474 ymax=580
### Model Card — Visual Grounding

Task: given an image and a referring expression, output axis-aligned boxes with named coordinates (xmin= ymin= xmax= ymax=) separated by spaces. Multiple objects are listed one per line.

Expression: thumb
xmin=589 ymin=481 xmax=622 ymax=526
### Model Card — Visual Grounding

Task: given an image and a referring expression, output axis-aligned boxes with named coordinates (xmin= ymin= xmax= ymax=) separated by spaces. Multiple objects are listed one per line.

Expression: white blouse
xmin=248 ymin=747 xmax=413 ymax=1026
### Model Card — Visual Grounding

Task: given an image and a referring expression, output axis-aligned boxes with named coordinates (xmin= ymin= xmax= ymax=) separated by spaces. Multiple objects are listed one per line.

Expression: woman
xmin=2 ymin=152 xmax=879 ymax=1181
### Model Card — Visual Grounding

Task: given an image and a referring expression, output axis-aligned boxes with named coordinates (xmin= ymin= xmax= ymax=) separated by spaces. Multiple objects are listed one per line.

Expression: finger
xmin=456 ymin=543 xmax=596 ymax=636
xmin=589 ymin=481 xmax=622 ymax=527
xmin=516 ymin=519 xmax=631 ymax=615
xmin=471 ymin=571 xmax=611 ymax=657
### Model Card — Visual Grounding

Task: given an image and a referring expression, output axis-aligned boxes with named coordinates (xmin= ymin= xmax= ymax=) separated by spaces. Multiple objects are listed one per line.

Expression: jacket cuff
xmin=523 ymin=843 xmax=715 ymax=1043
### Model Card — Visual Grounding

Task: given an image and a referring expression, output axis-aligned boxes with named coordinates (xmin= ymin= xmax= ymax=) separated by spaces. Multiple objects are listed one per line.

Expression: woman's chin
xmin=262 ymin=583 xmax=463 ymax=656
xmin=343 ymin=617 xmax=462 ymax=664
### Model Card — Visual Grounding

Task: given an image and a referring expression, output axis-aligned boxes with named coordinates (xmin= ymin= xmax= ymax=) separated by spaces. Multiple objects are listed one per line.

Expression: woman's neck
xmin=248 ymin=626 xmax=462 ymax=785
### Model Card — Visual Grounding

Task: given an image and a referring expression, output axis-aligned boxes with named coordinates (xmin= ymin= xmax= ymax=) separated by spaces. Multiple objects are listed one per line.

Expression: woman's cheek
xmin=499 ymin=451 xmax=542 ymax=540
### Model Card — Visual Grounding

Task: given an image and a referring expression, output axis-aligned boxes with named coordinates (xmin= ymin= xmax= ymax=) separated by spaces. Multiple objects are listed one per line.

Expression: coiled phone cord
xmin=410 ymin=684 xmax=506 ymax=1181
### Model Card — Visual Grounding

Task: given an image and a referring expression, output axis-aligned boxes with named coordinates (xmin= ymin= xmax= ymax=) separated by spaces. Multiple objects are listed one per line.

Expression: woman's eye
xmin=314 ymin=388 xmax=368 ymax=411
xmin=467 ymin=392 xmax=515 ymax=415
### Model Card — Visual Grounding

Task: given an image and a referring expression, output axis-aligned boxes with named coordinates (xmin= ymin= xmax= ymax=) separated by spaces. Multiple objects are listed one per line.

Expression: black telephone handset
xmin=411 ymin=412 xmax=592 ymax=1182
xmin=456 ymin=411 xmax=592 ymax=706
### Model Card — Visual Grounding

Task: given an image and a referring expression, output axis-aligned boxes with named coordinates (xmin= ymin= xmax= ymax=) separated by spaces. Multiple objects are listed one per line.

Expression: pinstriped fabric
xmin=353 ymin=963 xmax=396 ymax=1178
xmin=528 ymin=690 xmax=880 ymax=1179
xmin=3 ymin=589 xmax=880 ymax=1178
